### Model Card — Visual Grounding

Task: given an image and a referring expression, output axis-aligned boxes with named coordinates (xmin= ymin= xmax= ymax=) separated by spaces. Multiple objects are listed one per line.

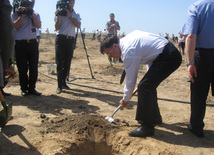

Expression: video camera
xmin=13 ymin=0 xmax=34 ymax=16
xmin=56 ymin=0 xmax=71 ymax=16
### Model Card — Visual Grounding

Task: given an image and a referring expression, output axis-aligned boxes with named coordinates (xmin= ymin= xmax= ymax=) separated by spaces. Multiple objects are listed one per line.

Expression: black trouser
xmin=181 ymin=42 xmax=185 ymax=54
xmin=190 ymin=48 xmax=214 ymax=131
xmin=55 ymin=35 xmax=74 ymax=88
xmin=136 ymin=42 xmax=182 ymax=126
xmin=15 ymin=39 xmax=39 ymax=92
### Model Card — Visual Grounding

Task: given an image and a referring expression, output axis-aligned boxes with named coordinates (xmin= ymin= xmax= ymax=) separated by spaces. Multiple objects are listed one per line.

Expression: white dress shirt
xmin=119 ymin=30 xmax=169 ymax=102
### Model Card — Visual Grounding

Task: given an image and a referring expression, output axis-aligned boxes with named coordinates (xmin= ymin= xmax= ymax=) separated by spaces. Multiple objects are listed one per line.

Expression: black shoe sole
xmin=129 ymin=132 xmax=154 ymax=137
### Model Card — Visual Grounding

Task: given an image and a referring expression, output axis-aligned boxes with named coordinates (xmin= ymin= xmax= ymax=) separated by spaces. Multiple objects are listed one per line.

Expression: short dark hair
xmin=100 ymin=35 xmax=119 ymax=54
xmin=110 ymin=13 xmax=114 ymax=16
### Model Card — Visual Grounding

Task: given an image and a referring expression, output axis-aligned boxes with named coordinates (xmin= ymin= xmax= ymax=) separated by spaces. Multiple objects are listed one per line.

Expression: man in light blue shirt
xmin=55 ymin=0 xmax=81 ymax=94
xmin=12 ymin=0 xmax=42 ymax=96
xmin=100 ymin=30 xmax=182 ymax=137
xmin=182 ymin=0 xmax=214 ymax=138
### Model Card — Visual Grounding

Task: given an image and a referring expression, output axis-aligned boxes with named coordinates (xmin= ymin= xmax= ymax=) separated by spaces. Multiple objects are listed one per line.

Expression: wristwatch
xmin=186 ymin=62 xmax=194 ymax=67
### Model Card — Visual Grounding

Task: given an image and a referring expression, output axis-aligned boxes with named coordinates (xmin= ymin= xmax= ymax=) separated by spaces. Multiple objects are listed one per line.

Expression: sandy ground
xmin=0 ymin=34 xmax=214 ymax=155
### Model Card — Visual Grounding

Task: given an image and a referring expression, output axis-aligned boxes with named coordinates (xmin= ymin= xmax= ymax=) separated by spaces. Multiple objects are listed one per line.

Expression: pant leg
xmin=136 ymin=42 xmax=182 ymax=125
xmin=62 ymin=38 xmax=74 ymax=84
xmin=15 ymin=40 xmax=29 ymax=91
xmin=28 ymin=40 xmax=39 ymax=91
xmin=181 ymin=42 xmax=185 ymax=54
xmin=190 ymin=49 xmax=214 ymax=130
xmin=55 ymin=35 xmax=65 ymax=88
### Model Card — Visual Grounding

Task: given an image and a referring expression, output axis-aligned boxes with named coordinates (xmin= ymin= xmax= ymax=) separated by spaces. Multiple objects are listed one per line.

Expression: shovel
xmin=105 ymin=88 xmax=138 ymax=123
xmin=0 ymin=91 xmax=12 ymax=127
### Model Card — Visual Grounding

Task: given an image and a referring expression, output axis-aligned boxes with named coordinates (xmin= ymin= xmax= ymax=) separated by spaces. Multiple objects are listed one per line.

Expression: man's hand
xmin=188 ymin=65 xmax=197 ymax=83
xmin=64 ymin=8 xmax=72 ymax=18
xmin=119 ymin=100 xmax=129 ymax=109
xmin=4 ymin=67 xmax=16 ymax=79
xmin=55 ymin=9 xmax=60 ymax=17
xmin=17 ymin=7 xmax=25 ymax=17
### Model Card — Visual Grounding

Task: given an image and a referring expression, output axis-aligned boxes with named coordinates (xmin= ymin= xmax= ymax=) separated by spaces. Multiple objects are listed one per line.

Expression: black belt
xmin=57 ymin=34 xmax=74 ymax=39
xmin=16 ymin=39 xmax=36 ymax=43
xmin=195 ymin=47 xmax=214 ymax=51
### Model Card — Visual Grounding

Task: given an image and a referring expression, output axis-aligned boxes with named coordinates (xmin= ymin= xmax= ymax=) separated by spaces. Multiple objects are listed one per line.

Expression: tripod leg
xmin=80 ymin=28 xmax=95 ymax=79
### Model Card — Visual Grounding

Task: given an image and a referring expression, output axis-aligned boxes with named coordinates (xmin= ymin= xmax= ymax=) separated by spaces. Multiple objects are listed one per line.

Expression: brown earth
xmin=0 ymin=34 xmax=214 ymax=155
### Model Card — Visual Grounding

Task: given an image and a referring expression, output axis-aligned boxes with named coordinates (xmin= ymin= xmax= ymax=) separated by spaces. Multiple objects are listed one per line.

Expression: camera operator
xmin=55 ymin=0 xmax=81 ymax=94
xmin=12 ymin=0 xmax=42 ymax=96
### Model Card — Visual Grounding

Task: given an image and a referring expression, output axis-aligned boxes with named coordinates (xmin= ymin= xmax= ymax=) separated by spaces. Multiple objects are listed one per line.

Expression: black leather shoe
xmin=188 ymin=124 xmax=204 ymax=138
xmin=56 ymin=88 xmax=62 ymax=94
xmin=62 ymin=84 xmax=71 ymax=90
xmin=21 ymin=91 xmax=28 ymax=96
xmin=129 ymin=125 xmax=154 ymax=137
xmin=28 ymin=90 xmax=42 ymax=96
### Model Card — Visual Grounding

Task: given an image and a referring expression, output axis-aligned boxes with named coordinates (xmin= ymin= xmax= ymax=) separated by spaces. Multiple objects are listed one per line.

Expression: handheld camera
xmin=56 ymin=0 xmax=71 ymax=16
xmin=13 ymin=0 xmax=34 ymax=16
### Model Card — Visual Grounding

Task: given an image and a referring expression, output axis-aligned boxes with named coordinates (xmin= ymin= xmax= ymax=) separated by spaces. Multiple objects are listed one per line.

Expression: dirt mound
xmin=99 ymin=66 xmax=124 ymax=76
xmin=38 ymin=113 xmax=127 ymax=155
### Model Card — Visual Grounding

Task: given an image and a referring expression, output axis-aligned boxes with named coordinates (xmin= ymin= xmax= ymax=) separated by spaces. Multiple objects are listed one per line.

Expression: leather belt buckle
xmin=66 ymin=35 xmax=73 ymax=39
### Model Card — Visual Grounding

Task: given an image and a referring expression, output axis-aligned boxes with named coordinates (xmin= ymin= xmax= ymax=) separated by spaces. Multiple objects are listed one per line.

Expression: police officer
xmin=182 ymin=0 xmax=214 ymax=138
xmin=12 ymin=0 xmax=42 ymax=96
xmin=55 ymin=0 xmax=81 ymax=94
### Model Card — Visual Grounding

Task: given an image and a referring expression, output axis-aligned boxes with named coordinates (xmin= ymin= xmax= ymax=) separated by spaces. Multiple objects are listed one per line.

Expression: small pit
xmin=66 ymin=141 xmax=113 ymax=155
xmin=39 ymin=113 xmax=122 ymax=155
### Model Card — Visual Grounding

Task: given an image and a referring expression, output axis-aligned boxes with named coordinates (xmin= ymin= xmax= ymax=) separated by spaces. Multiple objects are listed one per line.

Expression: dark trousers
xmin=55 ymin=35 xmax=74 ymax=88
xmin=181 ymin=42 xmax=185 ymax=54
xmin=190 ymin=49 xmax=214 ymax=130
xmin=136 ymin=42 xmax=182 ymax=126
xmin=15 ymin=39 xmax=39 ymax=91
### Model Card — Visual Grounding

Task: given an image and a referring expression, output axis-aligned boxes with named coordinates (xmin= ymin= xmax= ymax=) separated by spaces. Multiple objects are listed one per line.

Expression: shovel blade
xmin=105 ymin=116 xmax=114 ymax=123
xmin=0 ymin=102 xmax=12 ymax=127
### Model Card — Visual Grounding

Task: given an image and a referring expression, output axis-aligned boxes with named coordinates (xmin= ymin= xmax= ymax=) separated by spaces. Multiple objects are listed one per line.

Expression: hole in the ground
xmin=66 ymin=141 xmax=113 ymax=155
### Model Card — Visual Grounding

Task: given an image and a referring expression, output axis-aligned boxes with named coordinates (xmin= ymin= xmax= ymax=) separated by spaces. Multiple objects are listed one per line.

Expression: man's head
xmin=110 ymin=13 xmax=115 ymax=21
xmin=70 ymin=0 xmax=75 ymax=11
xmin=21 ymin=0 xmax=35 ymax=8
xmin=100 ymin=36 xmax=121 ymax=58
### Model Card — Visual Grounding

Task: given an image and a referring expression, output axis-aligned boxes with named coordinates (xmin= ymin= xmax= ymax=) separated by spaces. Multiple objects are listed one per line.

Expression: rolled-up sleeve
xmin=182 ymin=4 xmax=198 ymax=35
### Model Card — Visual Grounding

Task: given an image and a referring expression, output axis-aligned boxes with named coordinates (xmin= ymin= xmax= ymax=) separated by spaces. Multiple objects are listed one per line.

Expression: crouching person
xmin=100 ymin=30 xmax=182 ymax=137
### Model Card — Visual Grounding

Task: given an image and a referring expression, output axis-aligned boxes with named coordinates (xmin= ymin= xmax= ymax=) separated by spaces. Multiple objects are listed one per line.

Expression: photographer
xmin=12 ymin=0 xmax=42 ymax=96
xmin=55 ymin=0 xmax=81 ymax=94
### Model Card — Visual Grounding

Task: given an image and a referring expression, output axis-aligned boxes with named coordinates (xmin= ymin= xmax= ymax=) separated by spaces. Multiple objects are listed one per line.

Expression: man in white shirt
xmin=100 ymin=30 xmax=182 ymax=137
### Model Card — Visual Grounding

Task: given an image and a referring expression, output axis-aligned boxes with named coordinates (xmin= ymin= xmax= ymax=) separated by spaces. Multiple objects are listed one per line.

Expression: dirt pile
xmin=38 ymin=113 xmax=125 ymax=155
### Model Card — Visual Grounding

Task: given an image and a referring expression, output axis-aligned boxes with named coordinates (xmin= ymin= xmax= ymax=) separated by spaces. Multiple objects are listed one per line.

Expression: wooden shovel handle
xmin=0 ymin=91 xmax=5 ymax=102
xmin=131 ymin=88 xmax=138 ymax=98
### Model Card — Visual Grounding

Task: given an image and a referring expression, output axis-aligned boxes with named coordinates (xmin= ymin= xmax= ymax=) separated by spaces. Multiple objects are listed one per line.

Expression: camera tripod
xmin=66 ymin=28 xmax=95 ymax=81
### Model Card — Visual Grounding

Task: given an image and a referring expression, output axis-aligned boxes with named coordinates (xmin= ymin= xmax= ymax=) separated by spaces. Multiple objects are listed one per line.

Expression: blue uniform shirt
xmin=182 ymin=0 xmax=214 ymax=48
xmin=12 ymin=12 xmax=41 ymax=40
xmin=55 ymin=10 xmax=81 ymax=37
